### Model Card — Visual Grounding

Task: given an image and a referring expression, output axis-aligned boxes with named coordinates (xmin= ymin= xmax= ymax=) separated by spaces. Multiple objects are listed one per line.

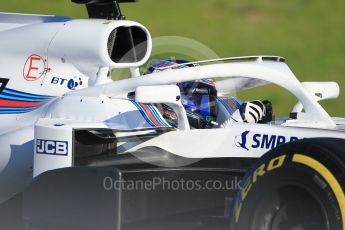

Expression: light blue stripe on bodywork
xmin=131 ymin=101 xmax=156 ymax=127
xmin=146 ymin=104 xmax=170 ymax=127
xmin=0 ymin=94 xmax=47 ymax=102
xmin=0 ymin=107 xmax=35 ymax=111
xmin=217 ymin=96 xmax=242 ymax=115
xmin=218 ymin=99 xmax=234 ymax=114
xmin=0 ymin=110 xmax=29 ymax=114
xmin=3 ymin=89 xmax=52 ymax=100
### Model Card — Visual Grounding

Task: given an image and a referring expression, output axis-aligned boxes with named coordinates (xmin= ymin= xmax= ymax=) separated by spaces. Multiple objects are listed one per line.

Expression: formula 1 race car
xmin=0 ymin=1 xmax=344 ymax=230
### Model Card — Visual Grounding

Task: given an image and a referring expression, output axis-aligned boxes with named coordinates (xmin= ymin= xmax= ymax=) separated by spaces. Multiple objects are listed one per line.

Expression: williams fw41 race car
xmin=0 ymin=1 xmax=344 ymax=230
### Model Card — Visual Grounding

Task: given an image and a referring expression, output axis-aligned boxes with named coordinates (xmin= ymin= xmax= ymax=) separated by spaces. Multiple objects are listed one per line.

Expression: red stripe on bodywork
xmin=223 ymin=97 xmax=237 ymax=111
xmin=0 ymin=99 xmax=43 ymax=107
xmin=140 ymin=103 xmax=162 ymax=127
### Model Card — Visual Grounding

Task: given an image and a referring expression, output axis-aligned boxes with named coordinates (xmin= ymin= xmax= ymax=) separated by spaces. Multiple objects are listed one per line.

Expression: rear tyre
xmin=231 ymin=138 xmax=345 ymax=230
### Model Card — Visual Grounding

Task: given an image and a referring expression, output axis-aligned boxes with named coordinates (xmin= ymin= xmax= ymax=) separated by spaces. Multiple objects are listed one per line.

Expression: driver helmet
xmin=144 ymin=59 xmax=218 ymax=128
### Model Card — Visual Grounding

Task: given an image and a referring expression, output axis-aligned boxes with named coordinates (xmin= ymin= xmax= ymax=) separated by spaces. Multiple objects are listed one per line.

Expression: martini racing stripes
xmin=0 ymin=88 xmax=52 ymax=114
xmin=200 ymin=79 xmax=216 ymax=87
xmin=217 ymin=96 xmax=242 ymax=115
xmin=1 ymin=88 xmax=51 ymax=101
xmin=131 ymin=101 xmax=170 ymax=127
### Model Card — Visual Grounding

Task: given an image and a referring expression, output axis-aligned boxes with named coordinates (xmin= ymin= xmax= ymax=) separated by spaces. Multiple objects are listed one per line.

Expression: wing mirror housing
xmin=292 ymin=82 xmax=340 ymax=113
xmin=135 ymin=85 xmax=190 ymax=130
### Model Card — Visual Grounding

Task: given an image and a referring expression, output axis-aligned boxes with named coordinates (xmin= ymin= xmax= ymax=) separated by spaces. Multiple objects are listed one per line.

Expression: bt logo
xmin=36 ymin=139 xmax=68 ymax=156
xmin=51 ymin=77 xmax=83 ymax=90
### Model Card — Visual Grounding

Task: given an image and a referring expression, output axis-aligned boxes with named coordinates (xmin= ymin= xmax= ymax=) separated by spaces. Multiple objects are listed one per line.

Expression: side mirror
xmin=292 ymin=82 xmax=340 ymax=113
xmin=135 ymin=85 xmax=180 ymax=104
xmin=135 ymin=85 xmax=190 ymax=130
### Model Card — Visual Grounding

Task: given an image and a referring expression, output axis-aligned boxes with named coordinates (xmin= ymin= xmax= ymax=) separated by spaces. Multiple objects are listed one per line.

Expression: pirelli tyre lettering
xmin=232 ymin=138 xmax=345 ymax=230
xmin=234 ymin=154 xmax=288 ymax=222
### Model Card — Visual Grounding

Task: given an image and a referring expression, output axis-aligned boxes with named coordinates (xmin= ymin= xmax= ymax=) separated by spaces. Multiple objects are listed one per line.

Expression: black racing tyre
xmin=231 ymin=138 xmax=345 ymax=230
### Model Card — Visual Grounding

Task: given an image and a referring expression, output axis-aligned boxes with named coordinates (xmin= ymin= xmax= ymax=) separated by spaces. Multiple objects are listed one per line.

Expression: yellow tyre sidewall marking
xmin=293 ymin=153 xmax=345 ymax=230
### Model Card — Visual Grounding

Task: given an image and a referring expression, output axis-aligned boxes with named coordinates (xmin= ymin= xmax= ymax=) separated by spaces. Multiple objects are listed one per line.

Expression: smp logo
xmin=36 ymin=139 xmax=68 ymax=156
xmin=235 ymin=131 xmax=299 ymax=151
xmin=234 ymin=130 xmax=250 ymax=151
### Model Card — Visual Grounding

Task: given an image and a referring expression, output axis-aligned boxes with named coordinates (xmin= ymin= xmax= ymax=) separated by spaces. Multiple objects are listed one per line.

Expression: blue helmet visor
xmin=181 ymin=85 xmax=217 ymax=117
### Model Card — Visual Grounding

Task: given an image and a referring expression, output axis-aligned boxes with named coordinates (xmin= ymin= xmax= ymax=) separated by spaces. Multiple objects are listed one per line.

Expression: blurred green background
xmin=1 ymin=0 xmax=345 ymax=117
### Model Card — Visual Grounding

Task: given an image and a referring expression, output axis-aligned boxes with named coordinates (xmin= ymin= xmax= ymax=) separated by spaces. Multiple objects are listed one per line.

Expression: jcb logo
xmin=36 ymin=139 xmax=68 ymax=156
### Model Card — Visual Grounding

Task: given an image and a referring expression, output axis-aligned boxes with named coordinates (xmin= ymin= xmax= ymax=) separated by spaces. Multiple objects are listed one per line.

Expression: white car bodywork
xmin=0 ymin=12 xmax=344 ymax=205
